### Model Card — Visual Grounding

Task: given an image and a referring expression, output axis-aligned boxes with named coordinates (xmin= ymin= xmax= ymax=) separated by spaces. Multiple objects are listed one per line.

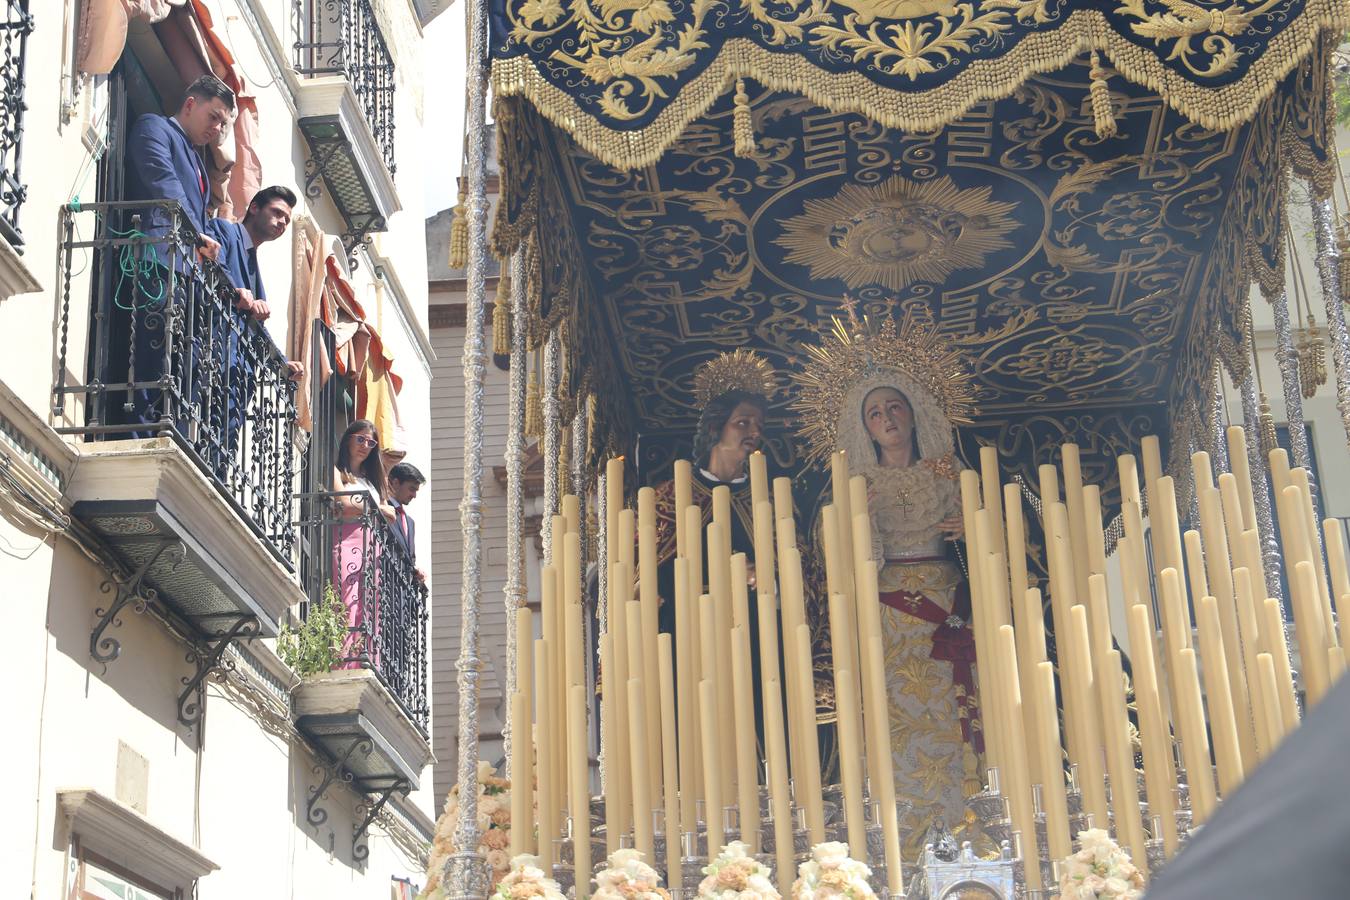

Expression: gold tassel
xmin=1299 ymin=315 xmax=1327 ymax=399
xmin=1258 ymin=392 xmax=1279 ymax=457
xmin=733 ymin=79 xmax=756 ymax=158
xmin=448 ymin=200 xmax=468 ymax=270
xmin=493 ymin=273 xmax=511 ymax=356
xmin=558 ymin=426 xmax=571 ymax=484
xmin=1089 ymin=52 xmax=1117 ymax=140
xmin=525 ymin=375 xmax=542 ymax=438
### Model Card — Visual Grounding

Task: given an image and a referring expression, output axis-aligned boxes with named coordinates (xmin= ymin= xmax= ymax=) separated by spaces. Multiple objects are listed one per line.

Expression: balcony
xmin=0 ymin=0 xmax=31 ymax=252
xmin=293 ymin=490 xmax=432 ymax=805
xmin=52 ymin=200 xmax=305 ymax=712
xmin=293 ymin=0 xmax=400 ymax=259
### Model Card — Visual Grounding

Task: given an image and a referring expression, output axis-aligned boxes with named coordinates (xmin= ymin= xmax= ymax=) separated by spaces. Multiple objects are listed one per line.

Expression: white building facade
xmin=8 ymin=1 xmax=443 ymax=897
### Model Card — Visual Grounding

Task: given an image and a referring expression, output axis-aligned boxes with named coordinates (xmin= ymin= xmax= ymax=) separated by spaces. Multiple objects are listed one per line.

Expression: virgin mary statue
xmin=791 ymin=310 xmax=984 ymax=855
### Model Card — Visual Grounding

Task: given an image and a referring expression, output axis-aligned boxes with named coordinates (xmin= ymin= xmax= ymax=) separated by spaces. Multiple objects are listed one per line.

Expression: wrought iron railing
xmin=0 ymin=1 xmax=32 ymax=250
xmin=52 ymin=199 xmax=299 ymax=564
xmin=298 ymin=489 xmax=429 ymax=731
xmin=293 ymin=0 xmax=397 ymax=174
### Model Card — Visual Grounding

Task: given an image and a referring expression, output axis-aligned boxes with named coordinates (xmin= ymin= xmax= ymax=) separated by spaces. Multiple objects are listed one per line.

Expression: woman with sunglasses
xmin=332 ymin=419 xmax=398 ymax=668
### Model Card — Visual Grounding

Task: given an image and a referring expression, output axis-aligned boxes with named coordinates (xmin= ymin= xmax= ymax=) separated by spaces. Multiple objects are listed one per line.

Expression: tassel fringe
xmin=493 ymin=273 xmax=512 ymax=356
xmin=1258 ymin=392 xmax=1279 ymax=457
xmin=1337 ymin=223 xmax=1350 ymax=300
xmin=1299 ymin=316 xmax=1327 ymax=399
xmin=1089 ymin=52 xmax=1117 ymax=140
xmin=733 ymin=79 xmax=756 ymax=158
xmin=448 ymin=202 xmax=468 ymax=270
xmin=525 ymin=376 xmax=543 ymax=438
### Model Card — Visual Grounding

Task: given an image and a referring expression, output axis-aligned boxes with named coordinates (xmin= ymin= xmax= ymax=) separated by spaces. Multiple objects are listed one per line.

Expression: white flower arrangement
xmin=592 ymin=848 xmax=673 ymax=900
xmin=790 ymin=842 xmax=875 ymax=900
xmin=493 ymin=855 xmax=568 ymax=900
xmin=698 ymin=840 xmax=781 ymax=900
xmin=1057 ymin=829 xmax=1145 ymax=900
xmin=421 ymin=761 xmax=520 ymax=899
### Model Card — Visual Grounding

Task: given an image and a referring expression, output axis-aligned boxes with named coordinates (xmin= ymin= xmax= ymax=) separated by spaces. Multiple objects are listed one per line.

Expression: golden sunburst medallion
xmin=774 ymin=175 xmax=1019 ymax=291
xmin=692 ymin=348 xmax=777 ymax=406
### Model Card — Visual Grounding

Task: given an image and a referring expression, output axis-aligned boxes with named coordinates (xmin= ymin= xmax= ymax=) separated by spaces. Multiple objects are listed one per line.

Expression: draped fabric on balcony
xmin=289 ymin=219 xmax=404 ymax=439
xmin=486 ymin=0 xmax=1346 ymax=521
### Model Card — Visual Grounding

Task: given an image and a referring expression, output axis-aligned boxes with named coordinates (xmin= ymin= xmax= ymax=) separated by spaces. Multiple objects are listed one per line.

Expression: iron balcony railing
xmin=0 ymin=1 xmax=32 ymax=249
xmin=293 ymin=0 xmax=397 ymax=175
xmin=52 ymin=199 xmax=299 ymax=564
xmin=298 ymin=489 xmax=429 ymax=731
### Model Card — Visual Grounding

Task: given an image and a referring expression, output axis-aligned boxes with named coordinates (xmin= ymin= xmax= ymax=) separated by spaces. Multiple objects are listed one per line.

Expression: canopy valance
xmin=490 ymin=0 xmax=1348 ymax=169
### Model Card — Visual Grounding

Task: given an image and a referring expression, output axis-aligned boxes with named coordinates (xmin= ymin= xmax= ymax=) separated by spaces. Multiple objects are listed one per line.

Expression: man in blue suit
xmin=111 ymin=76 xmax=235 ymax=436
xmin=208 ymin=186 xmax=304 ymax=466
xmin=386 ymin=462 xmax=426 ymax=583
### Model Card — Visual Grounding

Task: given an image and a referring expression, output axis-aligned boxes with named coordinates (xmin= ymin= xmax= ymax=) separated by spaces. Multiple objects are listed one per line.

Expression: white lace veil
xmin=834 ymin=366 xmax=957 ymax=467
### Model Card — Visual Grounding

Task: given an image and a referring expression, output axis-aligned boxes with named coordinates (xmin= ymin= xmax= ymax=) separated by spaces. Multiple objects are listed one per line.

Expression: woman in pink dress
xmin=333 ymin=419 xmax=398 ymax=668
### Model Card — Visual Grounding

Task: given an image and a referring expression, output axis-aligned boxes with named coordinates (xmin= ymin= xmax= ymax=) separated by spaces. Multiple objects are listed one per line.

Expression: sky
xmin=422 ymin=7 xmax=468 ymax=217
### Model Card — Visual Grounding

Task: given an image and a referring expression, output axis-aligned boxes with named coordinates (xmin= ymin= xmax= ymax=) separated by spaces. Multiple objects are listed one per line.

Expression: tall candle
xmin=607 ymin=457 xmax=624 ymax=567
xmin=858 ymin=634 xmax=903 ymax=894
xmin=980 ymin=445 xmax=1007 ymax=580
xmin=626 ymin=599 xmax=652 ymax=831
xmin=1159 ymin=567 xmax=1194 ymax=726
xmin=1225 ymin=426 xmax=1257 ymax=530
xmin=1196 ymin=595 xmax=1245 ymax=796
xmin=1045 ymin=503 xmax=1083 ymax=770
xmin=1255 ymin=652 xmax=1287 ymax=751
xmin=834 ymin=666 xmax=867 ymax=857
xmin=1064 ymin=605 xmax=1108 ymax=827
xmin=772 ymin=477 xmax=794 ymax=537
xmin=619 ymin=509 xmax=636 ymax=580
xmin=1032 ymin=661 xmax=1073 ymax=862
xmin=708 ymin=520 xmax=735 ymax=799
xmin=822 ymin=508 xmax=863 ymax=757
xmin=536 ymin=638 xmax=557 ymax=870
xmin=638 ymin=521 xmax=662 ymax=799
xmin=699 ymin=679 xmax=724 ymax=849
xmin=1290 ymin=469 xmax=1334 ymax=639
xmin=794 ymin=623 xmax=826 ymax=843
xmin=1003 ymin=482 xmax=1030 ymax=631
xmin=1153 ymin=477 xmax=1186 ymax=592
xmin=750 ymin=451 xmax=769 ymax=509
xmin=1125 ymin=605 xmax=1178 ymax=855
xmin=1261 ymin=597 xmax=1300 ymax=731
xmin=600 ymin=633 xmax=620 ymax=855
xmin=730 ymin=624 xmax=761 ymax=850
xmin=1231 ymin=568 xmax=1268 ymax=760
xmin=610 ymin=563 xmax=633 ymax=838
xmin=1175 ymin=648 xmax=1217 ymax=824
xmin=627 ymin=677 xmax=654 ymax=858
xmin=1324 ymin=518 xmax=1350 ymax=611
xmin=831 ymin=451 xmax=857 ymax=603
xmin=1290 ymin=560 xmax=1332 ymax=706
xmin=1061 ymin=443 xmax=1092 ymax=610
xmin=562 ymin=493 xmax=580 ymax=538
xmin=754 ymin=500 xmax=778 ymax=600
xmin=1140 ymin=435 xmax=1164 ymax=528
xmin=993 ymin=626 xmax=1041 ymax=892
xmin=674 ymin=561 xmax=699 ymax=836
xmin=674 ymin=460 xmax=692 ymax=558
xmin=685 ymin=505 xmax=705 ymax=599
xmin=568 ymin=684 xmax=591 ymax=897
xmin=510 ymin=692 xmax=534 ymax=856
xmin=516 ymin=607 xmax=534 ymax=727
xmin=658 ymin=637 xmax=681 ymax=890
xmin=763 ymin=669 xmax=795 ymax=897
xmin=1099 ymin=647 xmax=1147 ymax=871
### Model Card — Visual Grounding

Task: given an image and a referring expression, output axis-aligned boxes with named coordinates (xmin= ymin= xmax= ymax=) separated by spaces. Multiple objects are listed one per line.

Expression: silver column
xmin=447 ymin=0 xmax=492 ymax=887
xmin=1239 ymin=364 xmax=1284 ymax=602
xmin=1271 ymin=285 xmax=1325 ymax=553
xmin=1210 ymin=367 xmax=1230 ymax=475
xmin=542 ymin=329 xmax=562 ymax=565
xmin=502 ymin=248 xmax=527 ymax=774
xmin=1310 ymin=195 xmax=1350 ymax=443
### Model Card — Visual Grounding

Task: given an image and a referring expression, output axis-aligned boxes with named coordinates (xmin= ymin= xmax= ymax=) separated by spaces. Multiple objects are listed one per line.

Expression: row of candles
xmin=504 ymin=422 xmax=1347 ymax=896
xmin=506 ymin=450 xmax=907 ymax=896
xmin=959 ymin=425 xmax=1347 ymax=892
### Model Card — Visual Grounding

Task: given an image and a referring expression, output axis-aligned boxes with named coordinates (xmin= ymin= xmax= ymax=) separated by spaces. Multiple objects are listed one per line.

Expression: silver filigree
xmin=1239 ymin=362 xmax=1284 ymax=602
xmin=503 ymin=246 xmax=527 ymax=773
xmin=1310 ymin=194 xmax=1350 ymax=443
xmin=1270 ymin=284 xmax=1325 ymax=562
xmin=543 ymin=329 xmax=561 ymax=565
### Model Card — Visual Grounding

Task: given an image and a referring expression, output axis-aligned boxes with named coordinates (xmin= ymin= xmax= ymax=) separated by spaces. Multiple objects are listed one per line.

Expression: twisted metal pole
xmin=502 ymin=248 xmax=527 ymax=774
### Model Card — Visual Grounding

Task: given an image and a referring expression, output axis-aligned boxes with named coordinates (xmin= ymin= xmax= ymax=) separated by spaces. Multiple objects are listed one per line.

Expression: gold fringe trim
xmin=733 ymin=79 xmax=756 ymax=158
xmin=489 ymin=6 xmax=1348 ymax=171
xmin=1089 ymin=52 xmax=1117 ymax=140
xmin=493 ymin=273 xmax=512 ymax=356
xmin=448 ymin=201 xmax=468 ymax=270
xmin=1258 ymin=391 xmax=1279 ymax=456
xmin=525 ymin=375 xmax=543 ymax=438
xmin=1299 ymin=316 xmax=1327 ymax=399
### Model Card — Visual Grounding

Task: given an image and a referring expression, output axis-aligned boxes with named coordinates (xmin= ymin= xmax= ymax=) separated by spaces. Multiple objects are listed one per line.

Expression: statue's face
xmin=862 ymin=386 xmax=914 ymax=451
xmin=714 ymin=401 xmax=765 ymax=457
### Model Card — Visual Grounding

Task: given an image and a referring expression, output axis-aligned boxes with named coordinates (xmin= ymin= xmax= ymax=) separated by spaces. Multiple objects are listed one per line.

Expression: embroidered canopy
xmin=485 ymin=0 xmax=1347 ymax=515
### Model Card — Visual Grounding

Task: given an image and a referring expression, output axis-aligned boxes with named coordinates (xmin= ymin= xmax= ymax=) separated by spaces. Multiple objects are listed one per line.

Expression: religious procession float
xmin=425 ymin=0 xmax=1350 ymax=897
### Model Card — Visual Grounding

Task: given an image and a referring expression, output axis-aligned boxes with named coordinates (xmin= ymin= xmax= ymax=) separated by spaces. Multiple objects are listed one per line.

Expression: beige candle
xmin=1003 ymin=482 xmax=1030 ymax=627
xmin=1324 ymin=518 xmax=1350 ymax=610
xmin=822 ymin=509 xmax=863 ymax=761
xmin=778 ymin=543 xmax=807 ymax=785
xmin=1159 ymin=568 xmax=1194 ymax=687
xmin=638 ymin=485 xmax=657 ymax=537
xmin=1255 ymin=652 xmax=1287 ymax=751
xmin=510 ymin=692 xmax=534 ymax=856
xmin=1125 ymin=606 xmax=1178 ymax=855
xmin=1045 ymin=503 xmax=1083 ymax=770
xmin=707 ymin=519 xmax=735 ymax=799
xmin=619 ymin=509 xmax=636 ymax=580
xmin=730 ymin=623 xmax=761 ymax=850
xmin=1329 ymin=645 xmax=1346 ymax=683
xmin=1102 ymin=647 xmax=1148 ymax=870
xmin=753 ymin=496 xmax=777 ymax=597
xmin=1175 ymin=648 xmax=1217 ymax=824
xmin=852 ymin=512 xmax=887 ymax=799
xmin=980 ymin=445 xmax=1006 ymax=574
xmin=699 ymin=679 xmax=725 ymax=848
xmin=1195 ymin=595 xmax=1245 ymax=796
xmin=1225 ymin=426 xmax=1257 ymax=530
xmin=674 ymin=561 xmax=699 ymax=836
xmin=626 ymin=600 xmax=653 ymax=835
xmin=831 ymin=451 xmax=857 ymax=603
xmin=600 ymin=633 xmax=621 ymax=855
xmin=516 ymin=607 xmax=534 ymax=717
xmin=1232 ymin=568 xmax=1269 ymax=760
xmin=685 ymin=505 xmax=705 ymax=600
xmin=1262 ymin=597 xmax=1301 ymax=731
xmin=1290 ymin=560 xmax=1332 ymax=706
xmin=551 ymin=515 xmax=567 ymax=570
xmin=1153 ymin=477 xmax=1186 ymax=590
xmin=1291 ymin=469 xmax=1335 ymax=639
xmin=794 ymin=623 xmax=826 ymax=843
xmin=1182 ymin=530 xmax=1211 ymax=618
xmin=1032 ymin=661 xmax=1073 ymax=862
xmin=610 ymin=564 xmax=633 ymax=839
xmin=569 ymin=685 xmax=591 ymax=898
xmin=658 ymin=637 xmax=681 ymax=889
xmin=674 ymin=460 xmax=692 ymax=558
xmin=860 ymin=634 xmax=903 ymax=894
xmin=536 ymin=638 xmax=557 ymax=870
xmin=607 ymin=457 xmax=624 ymax=567
xmin=834 ymin=666 xmax=868 ymax=858
xmin=993 ymin=625 xmax=1042 ymax=891
xmin=627 ymin=677 xmax=654 ymax=858
xmin=712 ymin=485 xmax=732 ymax=561
xmin=1141 ymin=435 xmax=1164 ymax=527
xmin=638 ymin=522 xmax=662 ymax=799
xmin=1086 ymin=574 xmax=1113 ymax=664
xmin=757 ymin=595 xmax=794 ymax=895
xmin=1063 ymin=605 xmax=1108 ymax=828
xmin=750 ymin=450 xmax=769 ymax=507
xmin=563 ymin=493 xmax=580 ymax=538
xmin=773 ymin=477 xmax=794 ymax=536
xmin=1061 ymin=443 xmax=1092 ymax=609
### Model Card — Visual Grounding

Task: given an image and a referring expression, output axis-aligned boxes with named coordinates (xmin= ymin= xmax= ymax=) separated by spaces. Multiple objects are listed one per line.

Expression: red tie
xmin=397 ymin=506 xmax=408 ymax=540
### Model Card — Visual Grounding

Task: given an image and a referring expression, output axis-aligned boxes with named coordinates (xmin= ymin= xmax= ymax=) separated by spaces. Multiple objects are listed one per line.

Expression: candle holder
xmin=653 ymin=809 xmax=668 ymax=880
xmin=721 ymin=805 xmax=739 ymax=852
xmin=618 ymin=833 xmax=635 ymax=850
xmin=552 ymin=834 xmax=576 ymax=894
xmin=821 ymin=783 xmax=845 ymax=843
xmin=864 ymin=799 xmax=888 ymax=895
xmin=792 ymin=805 xmax=812 ymax=863
xmin=1145 ymin=815 xmax=1168 ymax=876
xmin=760 ymin=805 xmax=776 ymax=855
xmin=680 ymin=831 xmax=705 ymax=895
xmin=966 ymin=766 xmax=1006 ymax=825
